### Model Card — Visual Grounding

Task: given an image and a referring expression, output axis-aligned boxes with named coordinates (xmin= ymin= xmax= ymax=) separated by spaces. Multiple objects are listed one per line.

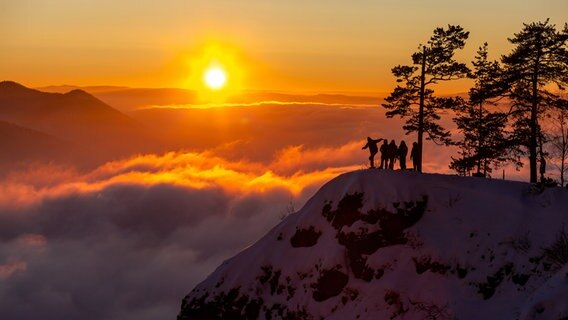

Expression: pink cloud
xmin=0 ymin=260 xmax=27 ymax=278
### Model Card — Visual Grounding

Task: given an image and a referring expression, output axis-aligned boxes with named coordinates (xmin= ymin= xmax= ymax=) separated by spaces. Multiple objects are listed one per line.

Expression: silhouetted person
xmin=398 ymin=140 xmax=408 ymax=170
xmin=362 ymin=137 xmax=384 ymax=168
xmin=410 ymin=142 xmax=419 ymax=171
xmin=387 ymin=140 xmax=398 ymax=170
xmin=379 ymin=140 xmax=389 ymax=169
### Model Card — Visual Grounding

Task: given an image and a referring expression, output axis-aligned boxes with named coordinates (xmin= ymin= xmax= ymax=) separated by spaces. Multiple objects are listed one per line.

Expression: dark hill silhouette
xmin=0 ymin=81 xmax=135 ymax=132
xmin=0 ymin=81 xmax=156 ymax=166
xmin=37 ymin=85 xmax=198 ymax=112
xmin=0 ymin=120 xmax=76 ymax=174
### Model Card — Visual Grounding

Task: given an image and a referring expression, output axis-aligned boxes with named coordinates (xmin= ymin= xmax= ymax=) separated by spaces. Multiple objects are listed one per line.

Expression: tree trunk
xmin=477 ymin=101 xmax=483 ymax=175
xmin=538 ymin=132 xmax=545 ymax=183
xmin=530 ymin=89 xmax=538 ymax=183
xmin=417 ymin=46 xmax=426 ymax=173
xmin=529 ymin=46 xmax=541 ymax=183
xmin=561 ymin=136 xmax=566 ymax=186
xmin=561 ymin=115 xmax=567 ymax=187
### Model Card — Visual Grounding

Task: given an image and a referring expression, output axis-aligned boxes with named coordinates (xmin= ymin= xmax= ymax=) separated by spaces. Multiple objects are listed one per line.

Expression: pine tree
xmin=547 ymin=100 xmax=568 ymax=186
xmin=451 ymin=43 xmax=520 ymax=176
xmin=502 ymin=20 xmax=568 ymax=183
xmin=382 ymin=25 xmax=470 ymax=172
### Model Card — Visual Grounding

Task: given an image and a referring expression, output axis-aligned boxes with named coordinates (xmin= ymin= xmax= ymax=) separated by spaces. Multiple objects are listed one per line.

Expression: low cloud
xmin=0 ymin=260 xmax=27 ymax=278
xmin=140 ymin=101 xmax=377 ymax=110
xmin=0 ymin=145 xmax=358 ymax=320
xmin=272 ymin=141 xmax=365 ymax=175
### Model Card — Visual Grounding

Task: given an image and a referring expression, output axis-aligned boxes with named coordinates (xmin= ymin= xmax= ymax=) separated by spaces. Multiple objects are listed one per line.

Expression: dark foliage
xmin=451 ymin=43 xmax=521 ymax=176
xmin=473 ymin=262 xmax=534 ymax=300
xmin=476 ymin=263 xmax=513 ymax=300
xmin=322 ymin=192 xmax=365 ymax=229
xmin=382 ymin=25 xmax=470 ymax=172
xmin=290 ymin=226 xmax=322 ymax=248
xmin=384 ymin=290 xmax=408 ymax=319
xmin=543 ymin=228 xmax=568 ymax=270
xmin=412 ymin=256 xmax=452 ymax=275
xmin=323 ymin=192 xmax=428 ymax=281
xmin=312 ymin=268 xmax=349 ymax=302
xmin=177 ymin=288 xmax=263 ymax=320
xmin=258 ymin=266 xmax=285 ymax=296
xmin=502 ymin=19 xmax=568 ymax=182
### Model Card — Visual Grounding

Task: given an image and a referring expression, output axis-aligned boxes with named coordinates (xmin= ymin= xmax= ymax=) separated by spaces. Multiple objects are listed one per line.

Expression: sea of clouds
xmin=0 ymin=101 xmax=532 ymax=319
xmin=0 ymin=143 xmax=366 ymax=319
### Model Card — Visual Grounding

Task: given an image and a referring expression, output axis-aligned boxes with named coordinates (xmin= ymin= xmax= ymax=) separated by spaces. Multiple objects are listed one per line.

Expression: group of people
xmin=362 ymin=137 xmax=420 ymax=170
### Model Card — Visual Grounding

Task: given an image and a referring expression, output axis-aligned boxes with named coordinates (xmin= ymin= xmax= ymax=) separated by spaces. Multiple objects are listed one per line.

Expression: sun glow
xmin=204 ymin=67 xmax=227 ymax=90
xmin=183 ymin=42 xmax=246 ymax=102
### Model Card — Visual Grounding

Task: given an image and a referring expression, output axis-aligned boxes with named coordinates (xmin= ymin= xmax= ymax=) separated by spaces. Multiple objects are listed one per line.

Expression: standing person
xmin=362 ymin=137 xmax=384 ymax=168
xmin=379 ymin=140 xmax=389 ymax=169
xmin=410 ymin=142 xmax=419 ymax=171
xmin=387 ymin=140 xmax=398 ymax=169
xmin=398 ymin=140 xmax=408 ymax=170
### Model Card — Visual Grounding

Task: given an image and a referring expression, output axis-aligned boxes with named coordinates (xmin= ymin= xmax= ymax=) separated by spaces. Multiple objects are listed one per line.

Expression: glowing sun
xmin=203 ymin=67 xmax=227 ymax=90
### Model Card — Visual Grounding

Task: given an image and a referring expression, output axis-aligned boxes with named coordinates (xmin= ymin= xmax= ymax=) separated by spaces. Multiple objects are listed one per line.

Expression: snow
xmin=179 ymin=169 xmax=568 ymax=320
xmin=520 ymin=265 xmax=568 ymax=320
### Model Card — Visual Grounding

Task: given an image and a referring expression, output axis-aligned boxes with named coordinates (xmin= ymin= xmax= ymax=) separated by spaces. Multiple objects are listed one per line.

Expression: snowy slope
xmin=178 ymin=170 xmax=568 ymax=320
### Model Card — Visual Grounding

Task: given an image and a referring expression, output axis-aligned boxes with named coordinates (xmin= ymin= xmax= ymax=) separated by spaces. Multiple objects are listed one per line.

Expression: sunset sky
xmin=2 ymin=2 xmax=568 ymax=319
xmin=2 ymin=0 xmax=567 ymax=93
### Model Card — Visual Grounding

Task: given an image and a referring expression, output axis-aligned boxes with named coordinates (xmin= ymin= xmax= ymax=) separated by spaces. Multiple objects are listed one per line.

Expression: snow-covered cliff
xmin=178 ymin=170 xmax=568 ymax=320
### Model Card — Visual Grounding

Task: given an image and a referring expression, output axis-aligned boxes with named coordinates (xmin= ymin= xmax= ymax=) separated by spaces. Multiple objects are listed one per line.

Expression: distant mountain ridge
xmin=37 ymin=83 xmax=385 ymax=111
xmin=93 ymin=89 xmax=385 ymax=112
xmin=0 ymin=81 xmax=136 ymax=132
xmin=36 ymin=84 xmax=130 ymax=93
xmin=0 ymin=81 xmax=154 ymax=170
xmin=36 ymin=83 xmax=467 ymax=113
xmin=0 ymin=120 xmax=75 ymax=172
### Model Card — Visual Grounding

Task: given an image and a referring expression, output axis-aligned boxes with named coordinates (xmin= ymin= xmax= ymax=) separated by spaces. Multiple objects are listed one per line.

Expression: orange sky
xmin=1 ymin=0 xmax=567 ymax=93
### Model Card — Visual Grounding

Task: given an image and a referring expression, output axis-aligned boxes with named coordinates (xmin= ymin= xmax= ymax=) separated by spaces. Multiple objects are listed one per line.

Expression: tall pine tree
xmin=502 ymin=20 xmax=568 ymax=183
xmin=382 ymin=25 xmax=470 ymax=172
xmin=451 ymin=43 xmax=520 ymax=176
xmin=547 ymin=99 xmax=568 ymax=186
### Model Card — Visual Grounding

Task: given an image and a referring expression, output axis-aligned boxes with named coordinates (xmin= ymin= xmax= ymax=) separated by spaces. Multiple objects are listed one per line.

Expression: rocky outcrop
xmin=178 ymin=170 xmax=568 ymax=320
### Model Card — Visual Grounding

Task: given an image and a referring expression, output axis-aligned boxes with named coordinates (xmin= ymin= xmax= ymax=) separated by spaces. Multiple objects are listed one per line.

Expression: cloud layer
xmin=0 ymin=146 xmax=359 ymax=320
xmin=0 ymin=120 xmax=530 ymax=320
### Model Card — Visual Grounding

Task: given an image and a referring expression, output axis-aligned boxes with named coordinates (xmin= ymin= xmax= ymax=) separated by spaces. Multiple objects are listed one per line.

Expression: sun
xmin=183 ymin=42 xmax=245 ymax=101
xmin=203 ymin=67 xmax=227 ymax=90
